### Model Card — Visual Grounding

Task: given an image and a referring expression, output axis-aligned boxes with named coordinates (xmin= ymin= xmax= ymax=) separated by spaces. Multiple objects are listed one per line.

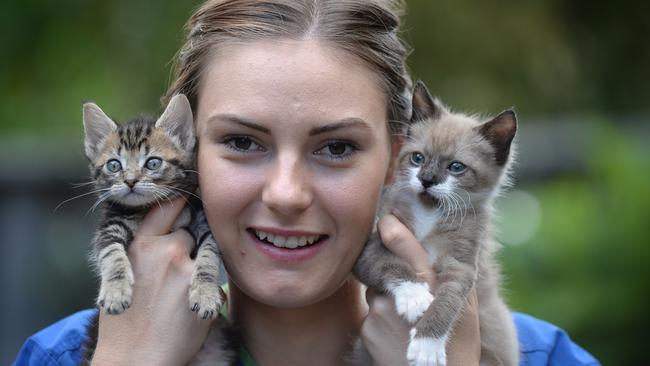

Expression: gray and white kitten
xmin=354 ymin=81 xmax=519 ymax=366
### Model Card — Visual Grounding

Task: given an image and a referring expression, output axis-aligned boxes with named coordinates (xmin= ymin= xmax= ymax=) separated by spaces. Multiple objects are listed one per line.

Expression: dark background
xmin=2 ymin=0 xmax=649 ymax=364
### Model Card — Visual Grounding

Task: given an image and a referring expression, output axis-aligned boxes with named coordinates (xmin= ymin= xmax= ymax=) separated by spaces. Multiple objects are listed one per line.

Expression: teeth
xmin=285 ymin=237 xmax=298 ymax=249
xmin=255 ymin=230 xmax=321 ymax=248
xmin=272 ymin=235 xmax=287 ymax=247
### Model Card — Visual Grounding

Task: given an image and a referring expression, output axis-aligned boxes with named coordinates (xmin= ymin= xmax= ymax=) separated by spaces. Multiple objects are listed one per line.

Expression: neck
xmin=230 ymin=277 xmax=367 ymax=366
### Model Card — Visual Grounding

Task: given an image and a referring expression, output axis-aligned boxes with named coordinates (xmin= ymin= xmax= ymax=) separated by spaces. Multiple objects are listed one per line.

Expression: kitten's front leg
xmin=354 ymin=232 xmax=433 ymax=324
xmin=95 ymin=241 xmax=135 ymax=315
xmin=407 ymin=256 xmax=477 ymax=366
xmin=189 ymin=212 xmax=224 ymax=320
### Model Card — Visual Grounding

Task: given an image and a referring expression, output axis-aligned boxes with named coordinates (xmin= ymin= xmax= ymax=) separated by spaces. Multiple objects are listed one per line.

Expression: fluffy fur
xmin=79 ymin=95 xmax=232 ymax=364
xmin=354 ymin=81 xmax=519 ymax=366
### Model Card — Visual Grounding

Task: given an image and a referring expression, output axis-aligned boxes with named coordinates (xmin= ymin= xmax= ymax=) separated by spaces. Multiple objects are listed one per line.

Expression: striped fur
xmin=80 ymin=95 xmax=227 ymax=363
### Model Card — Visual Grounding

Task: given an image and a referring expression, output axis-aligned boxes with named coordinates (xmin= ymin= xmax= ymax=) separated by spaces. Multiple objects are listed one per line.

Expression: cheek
xmin=196 ymin=146 xmax=259 ymax=230
xmin=318 ymin=160 xmax=390 ymax=242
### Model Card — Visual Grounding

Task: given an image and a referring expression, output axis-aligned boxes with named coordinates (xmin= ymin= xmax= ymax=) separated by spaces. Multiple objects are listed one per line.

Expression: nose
xmin=124 ymin=179 xmax=138 ymax=188
xmin=262 ymin=153 xmax=312 ymax=216
xmin=418 ymin=171 xmax=439 ymax=188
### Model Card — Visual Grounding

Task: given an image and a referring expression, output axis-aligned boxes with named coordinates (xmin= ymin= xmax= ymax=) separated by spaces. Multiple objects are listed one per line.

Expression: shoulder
xmin=13 ymin=309 xmax=97 ymax=366
xmin=514 ymin=312 xmax=600 ymax=366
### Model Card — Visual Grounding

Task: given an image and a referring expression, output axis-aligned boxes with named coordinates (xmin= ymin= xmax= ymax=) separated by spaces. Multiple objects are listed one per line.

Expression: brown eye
xmin=234 ymin=137 xmax=252 ymax=150
xmin=314 ymin=140 xmax=358 ymax=161
xmin=328 ymin=142 xmax=347 ymax=155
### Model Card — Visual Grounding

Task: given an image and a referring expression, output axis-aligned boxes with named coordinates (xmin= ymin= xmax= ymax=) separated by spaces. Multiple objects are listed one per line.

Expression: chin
xmin=112 ymin=193 xmax=157 ymax=207
xmin=242 ymin=274 xmax=339 ymax=309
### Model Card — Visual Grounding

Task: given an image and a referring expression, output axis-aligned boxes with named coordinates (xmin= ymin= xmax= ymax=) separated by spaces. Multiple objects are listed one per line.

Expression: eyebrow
xmin=308 ymin=118 xmax=372 ymax=136
xmin=207 ymin=114 xmax=270 ymax=134
xmin=207 ymin=114 xmax=372 ymax=135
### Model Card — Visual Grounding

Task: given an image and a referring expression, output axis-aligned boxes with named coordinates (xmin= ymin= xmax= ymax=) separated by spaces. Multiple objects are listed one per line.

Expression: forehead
xmin=406 ymin=114 xmax=483 ymax=155
xmin=195 ymin=39 xmax=387 ymax=132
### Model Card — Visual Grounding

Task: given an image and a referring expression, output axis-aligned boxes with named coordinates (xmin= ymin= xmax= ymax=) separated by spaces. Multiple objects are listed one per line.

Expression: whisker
xmin=54 ymin=188 xmax=111 ymax=212
xmin=86 ymin=191 xmax=113 ymax=216
xmin=160 ymin=185 xmax=202 ymax=202
xmin=69 ymin=181 xmax=95 ymax=189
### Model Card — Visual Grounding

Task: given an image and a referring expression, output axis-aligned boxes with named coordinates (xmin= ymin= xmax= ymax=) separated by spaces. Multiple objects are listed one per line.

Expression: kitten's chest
xmin=396 ymin=198 xmax=445 ymax=265
xmin=409 ymin=201 xmax=442 ymax=242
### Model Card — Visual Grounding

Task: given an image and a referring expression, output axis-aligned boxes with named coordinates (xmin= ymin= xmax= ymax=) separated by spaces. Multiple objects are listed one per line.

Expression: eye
xmin=448 ymin=161 xmax=467 ymax=173
xmin=314 ymin=140 xmax=358 ymax=160
xmin=223 ymin=136 xmax=264 ymax=152
xmin=106 ymin=159 xmax=122 ymax=173
xmin=145 ymin=157 xmax=163 ymax=170
xmin=410 ymin=152 xmax=425 ymax=166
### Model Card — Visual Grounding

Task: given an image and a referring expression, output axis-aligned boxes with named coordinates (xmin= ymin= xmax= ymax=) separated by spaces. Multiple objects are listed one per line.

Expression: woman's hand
xmin=360 ymin=214 xmax=481 ymax=366
xmin=91 ymin=198 xmax=212 ymax=366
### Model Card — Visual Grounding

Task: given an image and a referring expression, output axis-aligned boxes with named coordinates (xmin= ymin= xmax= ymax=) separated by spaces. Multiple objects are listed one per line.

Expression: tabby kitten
xmin=82 ymin=94 xmax=223 ymax=320
xmin=354 ymin=81 xmax=519 ymax=366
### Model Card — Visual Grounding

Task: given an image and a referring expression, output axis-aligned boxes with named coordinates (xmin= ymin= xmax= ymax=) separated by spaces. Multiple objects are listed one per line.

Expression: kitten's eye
xmin=145 ymin=157 xmax=163 ymax=170
xmin=448 ymin=161 xmax=467 ymax=173
xmin=106 ymin=159 xmax=122 ymax=173
xmin=410 ymin=152 xmax=426 ymax=166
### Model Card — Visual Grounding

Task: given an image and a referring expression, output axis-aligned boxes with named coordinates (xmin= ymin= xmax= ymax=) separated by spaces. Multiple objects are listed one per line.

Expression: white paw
xmin=98 ymin=279 xmax=133 ymax=315
xmin=407 ymin=330 xmax=448 ymax=366
xmin=390 ymin=281 xmax=434 ymax=323
xmin=189 ymin=279 xmax=224 ymax=320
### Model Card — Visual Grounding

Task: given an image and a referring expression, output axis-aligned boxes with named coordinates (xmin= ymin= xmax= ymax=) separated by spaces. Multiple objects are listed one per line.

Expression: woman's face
xmin=196 ymin=39 xmax=392 ymax=308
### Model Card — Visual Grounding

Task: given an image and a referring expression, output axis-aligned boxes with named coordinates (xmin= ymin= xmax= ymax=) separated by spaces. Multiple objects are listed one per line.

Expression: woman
xmin=15 ymin=1 xmax=599 ymax=365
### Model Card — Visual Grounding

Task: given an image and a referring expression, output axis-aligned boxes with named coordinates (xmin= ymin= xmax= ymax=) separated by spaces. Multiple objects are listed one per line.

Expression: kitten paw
xmin=407 ymin=330 xmax=448 ymax=366
xmin=189 ymin=281 xmax=224 ymax=320
xmin=390 ymin=281 xmax=434 ymax=323
xmin=98 ymin=280 xmax=133 ymax=315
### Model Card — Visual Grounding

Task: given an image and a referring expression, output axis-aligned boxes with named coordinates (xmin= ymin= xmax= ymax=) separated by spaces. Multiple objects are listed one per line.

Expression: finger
xmin=377 ymin=214 xmax=432 ymax=281
xmin=365 ymin=287 xmax=378 ymax=306
xmin=168 ymin=228 xmax=197 ymax=257
xmin=136 ymin=197 xmax=187 ymax=237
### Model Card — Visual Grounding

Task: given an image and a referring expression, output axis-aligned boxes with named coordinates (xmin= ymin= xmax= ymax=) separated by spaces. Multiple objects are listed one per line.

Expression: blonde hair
xmin=164 ymin=0 xmax=411 ymax=134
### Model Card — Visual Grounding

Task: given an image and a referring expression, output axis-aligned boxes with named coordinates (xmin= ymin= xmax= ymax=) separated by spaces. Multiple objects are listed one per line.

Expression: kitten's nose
xmin=420 ymin=176 xmax=439 ymax=188
xmin=124 ymin=179 xmax=138 ymax=188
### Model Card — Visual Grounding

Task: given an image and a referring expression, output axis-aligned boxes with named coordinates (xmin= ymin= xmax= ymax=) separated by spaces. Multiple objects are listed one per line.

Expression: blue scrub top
xmin=13 ymin=309 xmax=600 ymax=366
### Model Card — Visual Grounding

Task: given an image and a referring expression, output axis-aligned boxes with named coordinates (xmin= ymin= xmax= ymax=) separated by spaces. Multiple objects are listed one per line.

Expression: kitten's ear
xmin=155 ymin=94 xmax=195 ymax=152
xmin=410 ymin=80 xmax=445 ymax=124
xmin=477 ymin=110 xmax=517 ymax=166
xmin=83 ymin=102 xmax=118 ymax=160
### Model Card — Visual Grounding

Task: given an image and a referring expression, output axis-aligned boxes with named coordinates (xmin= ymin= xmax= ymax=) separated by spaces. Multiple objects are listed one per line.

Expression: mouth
xmin=418 ymin=191 xmax=440 ymax=206
xmin=248 ymin=228 xmax=327 ymax=249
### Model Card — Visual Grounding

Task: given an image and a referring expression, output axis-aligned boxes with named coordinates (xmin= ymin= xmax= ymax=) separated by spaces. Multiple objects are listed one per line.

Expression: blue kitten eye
xmin=410 ymin=152 xmax=425 ymax=166
xmin=145 ymin=157 xmax=162 ymax=170
xmin=448 ymin=161 xmax=467 ymax=173
xmin=106 ymin=159 xmax=122 ymax=173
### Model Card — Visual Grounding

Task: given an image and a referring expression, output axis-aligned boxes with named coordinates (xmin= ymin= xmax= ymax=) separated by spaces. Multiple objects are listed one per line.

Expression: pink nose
xmin=124 ymin=179 xmax=138 ymax=188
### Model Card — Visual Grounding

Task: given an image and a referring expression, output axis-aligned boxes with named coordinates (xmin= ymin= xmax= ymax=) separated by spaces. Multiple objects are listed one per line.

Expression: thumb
xmin=377 ymin=214 xmax=434 ymax=284
xmin=136 ymin=197 xmax=187 ymax=237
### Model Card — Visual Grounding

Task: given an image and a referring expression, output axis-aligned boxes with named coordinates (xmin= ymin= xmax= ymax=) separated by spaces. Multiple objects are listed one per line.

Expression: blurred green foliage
xmin=500 ymin=123 xmax=650 ymax=365
xmin=2 ymin=0 xmax=648 ymax=365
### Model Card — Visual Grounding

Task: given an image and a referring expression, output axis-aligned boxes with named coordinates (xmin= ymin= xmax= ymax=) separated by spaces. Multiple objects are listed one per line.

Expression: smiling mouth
xmin=248 ymin=229 xmax=327 ymax=249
